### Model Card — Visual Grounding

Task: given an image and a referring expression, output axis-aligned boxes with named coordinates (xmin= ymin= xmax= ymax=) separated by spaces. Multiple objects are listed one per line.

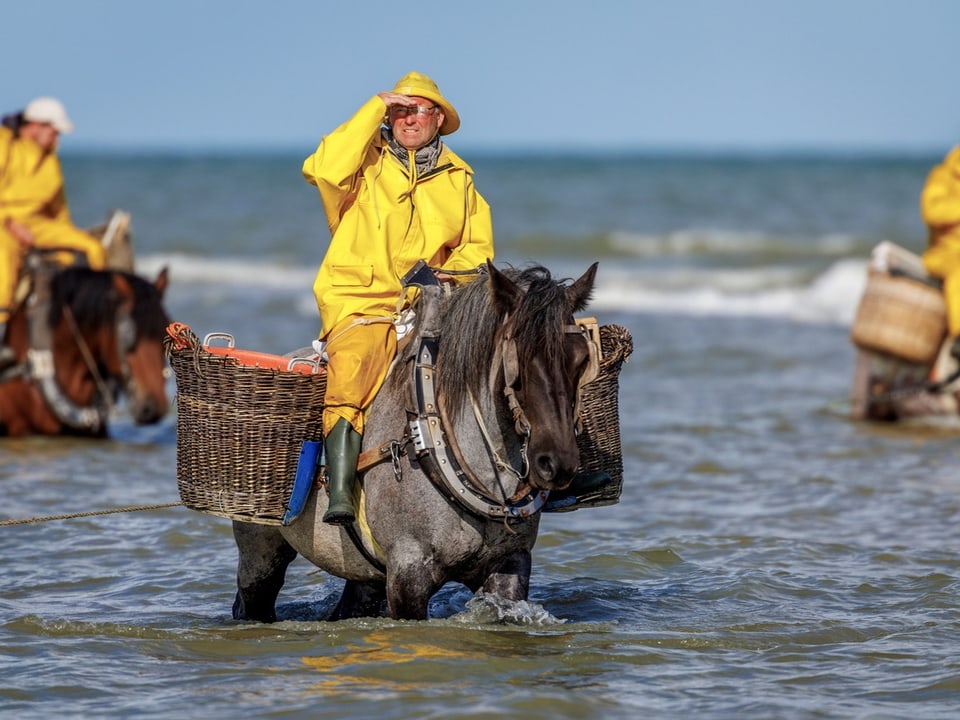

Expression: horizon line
xmin=59 ymin=142 xmax=948 ymax=160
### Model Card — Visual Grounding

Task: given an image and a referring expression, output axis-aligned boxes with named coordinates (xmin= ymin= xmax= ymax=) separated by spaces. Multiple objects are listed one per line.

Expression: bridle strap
xmin=62 ymin=305 xmax=117 ymax=406
xmin=468 ymin=387 xmax=529 ymax=485
xmin=409 ymin=330 xmax=548 ymax=521
xmin=503 ymin=321 xmax=601 ymax=438
xmin=500 ymin=332 xmax=532 ymax=437
xmin=62 ymin=286 xmax=139 ymax=405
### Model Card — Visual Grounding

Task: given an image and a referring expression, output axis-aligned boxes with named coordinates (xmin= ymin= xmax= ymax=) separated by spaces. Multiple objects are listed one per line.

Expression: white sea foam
xmin=135 ymin=252 xmax=315 ymax=288
xmin=608 ymin=229 xmax=865 ymax=257
xmin=591 ymin=258 xmax=868 ymax=326
xmin=137 ymin=252 xmax=871 ymax=327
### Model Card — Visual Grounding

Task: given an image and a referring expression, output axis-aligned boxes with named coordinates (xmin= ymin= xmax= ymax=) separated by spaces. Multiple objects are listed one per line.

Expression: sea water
xmin=1 ymin=150 xmax=958 ymax=719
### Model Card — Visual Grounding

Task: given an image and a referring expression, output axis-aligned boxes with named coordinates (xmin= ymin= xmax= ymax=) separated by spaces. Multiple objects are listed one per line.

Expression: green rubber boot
xmin=322 ymin=419 xmax=363 ymax=525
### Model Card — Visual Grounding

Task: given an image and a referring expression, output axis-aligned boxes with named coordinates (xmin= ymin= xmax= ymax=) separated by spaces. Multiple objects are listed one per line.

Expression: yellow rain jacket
xmin=921 ymin=146 xmax=960 ymax=335
xmin=302 ymin=95 xmax=494 ymax=338
xmin=0 ymin=125 xmax=104 ymax=320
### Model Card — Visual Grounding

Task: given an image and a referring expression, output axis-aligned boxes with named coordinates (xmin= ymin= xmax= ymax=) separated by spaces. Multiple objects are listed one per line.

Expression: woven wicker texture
xmin=164 ymin=324 xmax=327 ymax=525
xmin=575 ymin=324 xmax=633 ymax=503
xmin=851 ymin=270 xmax=946 ymax=365
xmin=165 ymin=321 xmax=633 ymax=524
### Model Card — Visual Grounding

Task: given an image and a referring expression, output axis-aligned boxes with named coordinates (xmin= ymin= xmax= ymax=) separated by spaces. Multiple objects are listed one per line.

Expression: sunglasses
xmin=389 ymin=105 xmax=439 ymax=119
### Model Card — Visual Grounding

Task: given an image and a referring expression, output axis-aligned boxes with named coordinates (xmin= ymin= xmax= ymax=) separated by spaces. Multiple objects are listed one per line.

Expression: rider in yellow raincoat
xmin=921 ymin=146 xmax=960 ymax=346
xmin=0 ymin=97 xmax=106 ymax=365
xmin=302 ymin=71 xmax=493 ymax=524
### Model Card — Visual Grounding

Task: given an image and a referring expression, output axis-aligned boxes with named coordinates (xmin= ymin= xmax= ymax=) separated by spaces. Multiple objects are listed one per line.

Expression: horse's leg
xmin=231 ymin=521 xmax=297 ymax=623
xmin=478 ymin=550 xmax=532 ymax=601
xmin=386 ymin=560 xmax=442 ymax=620
xmin=330 ymin=579 xmax=387 ymax=620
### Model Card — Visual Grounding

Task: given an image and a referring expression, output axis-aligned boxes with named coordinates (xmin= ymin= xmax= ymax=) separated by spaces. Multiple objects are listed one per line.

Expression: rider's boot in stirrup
xmin=322 ymin=418 xmax=363 ymax=526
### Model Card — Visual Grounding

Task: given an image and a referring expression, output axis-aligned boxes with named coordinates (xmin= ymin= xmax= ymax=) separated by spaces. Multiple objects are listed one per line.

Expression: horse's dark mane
xmin=49 ymin=267 xmax=169 ymax=340
xmin=431 ymin=265 xmax=573 ymax=421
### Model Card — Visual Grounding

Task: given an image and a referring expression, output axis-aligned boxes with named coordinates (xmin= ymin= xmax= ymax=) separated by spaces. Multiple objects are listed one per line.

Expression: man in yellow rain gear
xmin=0 ymin=97 xmax=106 ymax=366
xmin=302 ymin=72 xmax=493 ymax=524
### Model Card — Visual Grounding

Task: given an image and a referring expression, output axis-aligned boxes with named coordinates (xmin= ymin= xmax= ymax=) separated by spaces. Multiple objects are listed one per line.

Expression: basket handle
xmin=203 ymin=332 xmax=236 ymax=349
xmin=287 ymin=357 xmax=323 ymax=374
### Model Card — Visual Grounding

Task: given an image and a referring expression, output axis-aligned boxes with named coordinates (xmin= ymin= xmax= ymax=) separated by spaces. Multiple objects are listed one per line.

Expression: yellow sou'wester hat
xmin=391 ymin=71 xmax=460 ymax=136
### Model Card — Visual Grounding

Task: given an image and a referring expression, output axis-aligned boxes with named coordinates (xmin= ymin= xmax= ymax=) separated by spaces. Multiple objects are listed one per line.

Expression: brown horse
xmin=0 ymin=262 xmax=171 ymax=437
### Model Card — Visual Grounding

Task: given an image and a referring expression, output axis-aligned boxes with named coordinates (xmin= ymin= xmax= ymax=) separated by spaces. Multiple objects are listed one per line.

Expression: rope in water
xmin=0 ymin=502 xmax=183 ymax=526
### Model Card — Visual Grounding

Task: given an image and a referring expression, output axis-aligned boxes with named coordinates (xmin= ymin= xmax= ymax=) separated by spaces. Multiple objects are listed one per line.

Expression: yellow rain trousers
xmin=303 ymin=95 xmax=494 ymax=434
xmin=0 ymin=126 xmax=105 ymax=322
xmin=921 ymin=146 xmax=960 ymax=336
xmin=320 ymin=316 xmax=398 ymax=436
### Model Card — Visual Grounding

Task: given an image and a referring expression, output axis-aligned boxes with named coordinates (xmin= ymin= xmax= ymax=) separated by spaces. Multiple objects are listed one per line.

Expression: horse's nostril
xmin=536 ymin=454 xmax=558 ymax=481
xmin=132 ymin=396 xmax=164 ymax=424
xmin=534 ymin=447 xmax=580 ymax=486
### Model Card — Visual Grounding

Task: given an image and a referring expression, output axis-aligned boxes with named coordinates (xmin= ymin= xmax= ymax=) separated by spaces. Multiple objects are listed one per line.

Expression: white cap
xmin=23 ymin=97 xmax=74 ymax=134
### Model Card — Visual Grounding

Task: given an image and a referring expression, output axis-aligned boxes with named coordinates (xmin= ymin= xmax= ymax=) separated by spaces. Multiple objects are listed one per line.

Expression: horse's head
xmin=434 ymin=262 xmax=599 ymax=495
xmin=487 ymin=262 xmax=599 ymax=491
xmin=116 ymin=268 xmax=171 ymax=424
xmin=51 ymin=266 xmax=171 ymax=425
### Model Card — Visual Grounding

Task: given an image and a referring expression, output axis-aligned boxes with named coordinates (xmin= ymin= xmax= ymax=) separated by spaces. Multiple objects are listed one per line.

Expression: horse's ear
xmin=111 ymin=272 xmax=135 ymax=306
xmin=567 ymin=262 xmax=598 ymax=313
xmin=154 ymin=266 xmax=169 ymax=298
xmin=487 ymin=260 xmax=521 ymax=315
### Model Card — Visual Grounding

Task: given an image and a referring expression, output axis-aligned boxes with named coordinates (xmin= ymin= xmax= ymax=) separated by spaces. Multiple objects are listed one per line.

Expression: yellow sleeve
xmin=921 ymin=147 xmax=960 ymax=228
xmin=440 ymin=177 xmax=494 ymax=277
xmin=301 ymin=96 xmax=387 ymax=232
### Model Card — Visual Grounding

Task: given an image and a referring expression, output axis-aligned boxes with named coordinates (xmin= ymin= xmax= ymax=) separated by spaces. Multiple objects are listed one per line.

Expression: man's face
xmin=22 ymin=122 xmax=59 ymax=153
xmin=387 ymin=96 xmax=444 ymax=150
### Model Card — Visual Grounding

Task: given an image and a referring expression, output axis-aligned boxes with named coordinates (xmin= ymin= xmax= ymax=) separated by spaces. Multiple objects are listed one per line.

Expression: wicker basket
xmin=850 ymin=269 xmax=946 ymax=365
xmin=574 ymin=324 xmax=633 ymax=504
xmin=164 ymin=323 xmax=327 ymax=525
xmin=164 ymin=321 xmax=632 ymax=524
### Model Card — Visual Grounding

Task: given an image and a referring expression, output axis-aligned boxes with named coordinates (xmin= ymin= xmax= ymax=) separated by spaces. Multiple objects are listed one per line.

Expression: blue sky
xmin=6 ymin=0 xmax=958 ymax=153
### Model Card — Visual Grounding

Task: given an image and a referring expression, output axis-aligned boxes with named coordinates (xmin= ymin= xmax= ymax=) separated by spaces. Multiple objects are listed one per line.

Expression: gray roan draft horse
xmin=232 ymin=261 xmax=599 ymax=621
